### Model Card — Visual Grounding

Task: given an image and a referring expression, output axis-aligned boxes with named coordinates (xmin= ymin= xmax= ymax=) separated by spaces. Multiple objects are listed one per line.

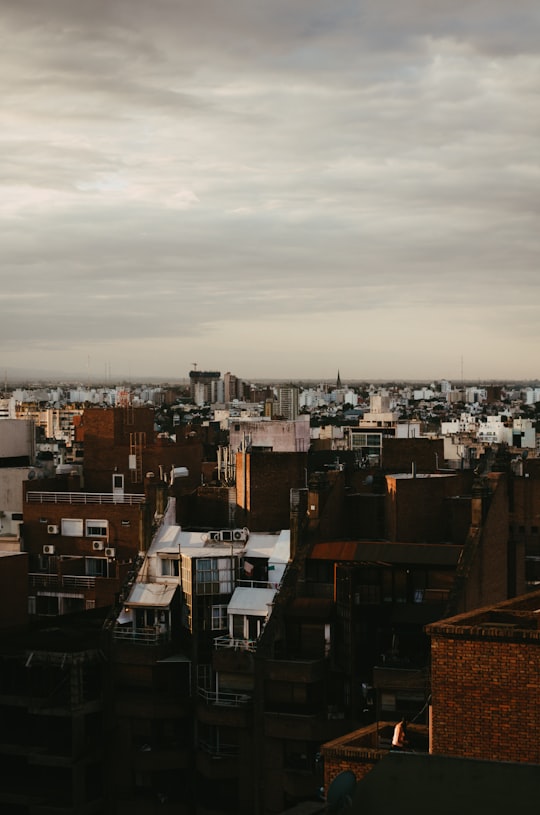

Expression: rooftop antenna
xmin=192 ymin=362 xmax=198 ymax=371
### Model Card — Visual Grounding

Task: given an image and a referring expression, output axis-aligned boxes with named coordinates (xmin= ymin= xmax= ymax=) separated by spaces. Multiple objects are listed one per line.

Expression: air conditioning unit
xmin=233 ymin=528 xmax=249 ymax=542
xmin=209 ymin=531 xmax=221 ymax=542
xmin=47 ymin=525 xmax=59 ymax=535
xmin=92 ymin=541 xmax=105 ymax=552
xmin=43 ymin=544 xmax=55 ymax=555
xmin=105 ymin=547 xmax=116 ymax=558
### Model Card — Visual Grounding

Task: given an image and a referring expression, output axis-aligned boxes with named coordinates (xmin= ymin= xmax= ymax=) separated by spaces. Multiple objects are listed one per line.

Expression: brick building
xmin=319 ymin=590 xmax=540 ymax=813
xmin=426 ymin=589 xmax=540 ymax=764
xmin=22 ymin=471 xmax=154 ymax=617
xmin=236 ymin=450 xmax=308 ymax=532
xmin=0 ymin=611 xmax=111 ymax=814
xmin=80 ymin=406 xmax=204 ymax=495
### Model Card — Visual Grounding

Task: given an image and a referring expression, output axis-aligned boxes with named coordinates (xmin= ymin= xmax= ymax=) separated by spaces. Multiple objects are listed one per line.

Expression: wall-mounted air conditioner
xmin=92 ymin=541 xmax=105 ymax=551
xmin=105 ymin=547 xmax=116 ymax=558
xmin=209 ymin=531 xmax=221 ymax=542
xmin=233 ymin=528 xmax=249 ymax=542
xmin=43 ymin=544 xmax=55 ymax=555
xmin=47 ymin=525 xmax=59 ymax=535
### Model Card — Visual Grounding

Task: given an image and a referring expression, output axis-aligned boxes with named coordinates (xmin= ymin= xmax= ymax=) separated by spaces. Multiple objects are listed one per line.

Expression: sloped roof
xmin=228 ymin=586 xmax=276 ymax=617
xmin=309 ymin=541 xmax=461 ymax=566
xmin=127 ymin=582 xmax=177 ymax=608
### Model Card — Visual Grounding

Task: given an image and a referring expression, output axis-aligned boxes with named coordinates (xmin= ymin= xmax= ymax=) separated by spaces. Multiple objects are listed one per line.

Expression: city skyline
xmin=2 ymin=1 xmax=539 ymax=381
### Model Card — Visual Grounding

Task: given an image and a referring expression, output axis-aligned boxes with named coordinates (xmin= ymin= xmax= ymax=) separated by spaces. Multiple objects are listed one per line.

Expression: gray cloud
xmin=1 ymin=0 xmax=539 ymax=380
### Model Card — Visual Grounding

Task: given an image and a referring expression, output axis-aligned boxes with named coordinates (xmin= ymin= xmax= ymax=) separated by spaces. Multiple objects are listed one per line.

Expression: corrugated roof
xmin=310 ymin=541 xmax=461 ymax=566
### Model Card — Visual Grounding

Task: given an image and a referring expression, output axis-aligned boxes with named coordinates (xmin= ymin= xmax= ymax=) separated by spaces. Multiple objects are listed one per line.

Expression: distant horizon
xmin=2 ymin=367 xmax=539 ymax=389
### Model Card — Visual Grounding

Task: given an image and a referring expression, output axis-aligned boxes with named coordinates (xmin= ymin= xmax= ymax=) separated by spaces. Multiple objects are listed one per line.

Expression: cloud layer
xmin=2 ymin=0 xmax=539 ymax=381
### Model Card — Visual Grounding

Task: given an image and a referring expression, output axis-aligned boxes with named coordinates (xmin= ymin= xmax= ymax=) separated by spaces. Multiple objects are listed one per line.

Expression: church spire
xmin=336 ymin=370 xmax=342 ymax=389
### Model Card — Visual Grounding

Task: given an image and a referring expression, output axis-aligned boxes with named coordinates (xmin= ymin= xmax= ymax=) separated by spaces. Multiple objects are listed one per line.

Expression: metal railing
xmin=198 ymin=687 xmax=251 ymax=707
xmin=26 ymin=491 xmax=145 ymax=505
xmin=29 ymin=573 xmax=98 ymax=591
xmin=113 ymin=625 xmax=169 ymax=645
xmin=213 ymin=636 xmax=257 ymax=652
xmin=198 ymin=739 xmax=239 ymax=757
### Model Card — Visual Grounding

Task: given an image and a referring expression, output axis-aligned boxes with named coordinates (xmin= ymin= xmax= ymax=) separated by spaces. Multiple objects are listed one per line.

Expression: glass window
xmin=85 ymin=520 xmax=108 ymax=538
xmin=160 ymin=558 xmax=179 ymax=577
xmin=211 ymin=605 xmax=228 ymax=630
xmin=86 ymin=557 xmax=108 ymax=577
xmin=196 ymin=558 xmax=219 ymax=593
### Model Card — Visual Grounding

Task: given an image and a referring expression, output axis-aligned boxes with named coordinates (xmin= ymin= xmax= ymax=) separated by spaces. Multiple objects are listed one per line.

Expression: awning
xmin=126 ymin=582 xmax=177 ymax=608
xmin=228 ymin=587 xmax=276 ymax=617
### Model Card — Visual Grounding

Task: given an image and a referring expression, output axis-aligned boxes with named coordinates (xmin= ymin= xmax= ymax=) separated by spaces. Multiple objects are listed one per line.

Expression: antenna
xmin=326 ymin=770 xmax=356 ymax=813
xmin=192 ymin=362 xmax=198 ymax=371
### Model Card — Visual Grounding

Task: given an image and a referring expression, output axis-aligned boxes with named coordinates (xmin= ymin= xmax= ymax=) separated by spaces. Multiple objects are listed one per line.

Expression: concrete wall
xmin=0 ymin=419 xmax=34 ymax=460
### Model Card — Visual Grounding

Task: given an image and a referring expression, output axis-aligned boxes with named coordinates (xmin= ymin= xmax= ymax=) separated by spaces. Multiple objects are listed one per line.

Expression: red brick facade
xmin=427 ymin=591 xmax=540 ymax=764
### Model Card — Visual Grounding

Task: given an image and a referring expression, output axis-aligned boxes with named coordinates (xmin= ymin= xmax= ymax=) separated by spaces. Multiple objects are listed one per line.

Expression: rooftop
xmin=426 ymin=589 xmax=540 ymax=641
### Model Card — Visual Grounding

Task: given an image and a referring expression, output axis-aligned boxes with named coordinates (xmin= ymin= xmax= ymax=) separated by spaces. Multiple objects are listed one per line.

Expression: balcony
xmin=197 ymin=689 xmax=251 ymax=727
xmin=29 ymin=573 xmax=99 ymax=592
xmin=214 ymin=636 xmax=257 ymax=653
xmin=26 ymin=491 xmax=145 ymax=505
xmin=198 ymin=688 xmax=251 ymax=707
xmin=113 ymin=625 xmax=169 ymax=645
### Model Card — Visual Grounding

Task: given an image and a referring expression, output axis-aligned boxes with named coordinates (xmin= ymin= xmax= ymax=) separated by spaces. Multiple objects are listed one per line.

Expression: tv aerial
xmin=325 ymin=770 xmax=356 ymax=813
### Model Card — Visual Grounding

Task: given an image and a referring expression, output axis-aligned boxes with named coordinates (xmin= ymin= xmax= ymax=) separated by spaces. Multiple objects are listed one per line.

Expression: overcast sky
xmin=2 ymin=0 xmax=539 ymax=384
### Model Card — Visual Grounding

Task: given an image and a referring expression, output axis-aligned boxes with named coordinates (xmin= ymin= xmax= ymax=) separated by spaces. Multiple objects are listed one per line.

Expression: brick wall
xmin=430 ymin=631 xmax=540 ymax=763
xmin=385 ymin=473 xmax=468 ymax=543
xmin=237 ymin=452 xmax=308 ymax=532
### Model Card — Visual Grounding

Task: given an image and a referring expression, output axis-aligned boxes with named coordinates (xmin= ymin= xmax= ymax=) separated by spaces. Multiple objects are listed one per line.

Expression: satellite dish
xmin=326 ymin=770 xmax=356 ymax=813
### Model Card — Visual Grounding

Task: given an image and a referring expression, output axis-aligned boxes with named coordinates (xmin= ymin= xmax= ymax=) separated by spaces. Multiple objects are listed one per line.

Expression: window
xmin=86 ymin=520 xmax=108 ymax=538
xmin=196 ymin=558 xmax=219 ymax=594
xmin=61 ymin=518 xmax=84 ymax=537
xmin=86 ymin=557 xmax=108 ymax=577
xmin=211 ymin=605 xmax=228 ymax=630
xmin=160 ymin=557 xmax=179 ymax=577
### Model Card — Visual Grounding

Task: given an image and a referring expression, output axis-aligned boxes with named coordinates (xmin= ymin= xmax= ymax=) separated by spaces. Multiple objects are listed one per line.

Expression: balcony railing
xmin=198 ymin=739 xmax=239 ymax=757
xmin=29 ymin=573 xmax=99 ymax=591
xmin=113 ymin=625 xmax=169 ymax=645
xmin=26 ymin=491 xmax=145 ymax=505
xmin=198 ymin=688 xmax=251 ymax=707
xmin=213 ymin=636 xmax=257 ymax=652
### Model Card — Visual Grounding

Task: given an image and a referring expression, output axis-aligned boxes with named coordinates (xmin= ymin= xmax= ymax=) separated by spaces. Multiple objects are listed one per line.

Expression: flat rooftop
xmin=427 ymin=589 xmax=540 ymax=641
